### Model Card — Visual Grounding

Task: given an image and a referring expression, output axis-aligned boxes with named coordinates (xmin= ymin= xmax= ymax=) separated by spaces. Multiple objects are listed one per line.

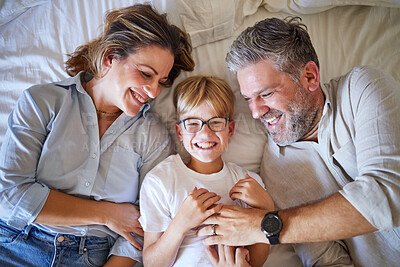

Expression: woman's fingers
xmin=123 ymin=232 xmax=142 ymax=251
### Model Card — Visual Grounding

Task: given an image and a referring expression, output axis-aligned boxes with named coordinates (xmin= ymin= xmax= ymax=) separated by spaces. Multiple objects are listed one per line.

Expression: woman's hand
xmin=174 ymin=187 xmax=223 ymax=233
xmin=103 ymin=202 xmax=144 ymax=250
xmin=230 ymin=174 xmax=274 ymax=210
xmin=206 ymin=244 xmax=251 ymax=267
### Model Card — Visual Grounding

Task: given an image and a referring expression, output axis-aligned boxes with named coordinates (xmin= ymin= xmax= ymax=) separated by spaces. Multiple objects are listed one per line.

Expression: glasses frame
xmin=178 ymin=116 xmax=230 ymax=133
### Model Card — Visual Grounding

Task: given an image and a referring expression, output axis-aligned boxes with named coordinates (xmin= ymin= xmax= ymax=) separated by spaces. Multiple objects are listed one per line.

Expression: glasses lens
xmin=184 ymin=118 xmax=202 ymax=133
xmin=208 ymin=118 xmax=227 ymax=132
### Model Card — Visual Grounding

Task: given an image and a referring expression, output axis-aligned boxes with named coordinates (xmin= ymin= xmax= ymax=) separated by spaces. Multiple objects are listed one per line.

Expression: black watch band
xmin=261 ymin=211 xmax=282 ymax=245
xmin=268 ymin=232 xmax=280 ymax=245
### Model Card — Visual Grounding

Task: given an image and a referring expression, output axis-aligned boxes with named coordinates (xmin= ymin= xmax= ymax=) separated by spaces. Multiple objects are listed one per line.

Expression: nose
xmin=198 ymin=121 xmax=214 ymax=136
xmin=143 ymin=82 xmax=162 ymax=99
xmin=249 ymin=99 xmax=269 ymax=119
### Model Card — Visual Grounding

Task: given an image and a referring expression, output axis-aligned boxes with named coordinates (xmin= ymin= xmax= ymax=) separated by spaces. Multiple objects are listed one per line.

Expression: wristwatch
xmin=261 ymin=211 xmax=282 ymax=245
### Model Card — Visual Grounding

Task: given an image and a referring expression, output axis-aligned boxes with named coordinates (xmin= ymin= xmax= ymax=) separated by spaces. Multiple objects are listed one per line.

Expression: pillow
xmin=262 ymin=0 xmax=400 ymax=14
xmin=0 ymin=0 xmax=49 ymax=26
xmin=175 ymin=0 xmax=263 ymax=47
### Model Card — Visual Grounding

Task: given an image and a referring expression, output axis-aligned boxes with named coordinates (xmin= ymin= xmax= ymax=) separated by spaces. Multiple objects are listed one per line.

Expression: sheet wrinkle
xmin=175 ymin=0 xmax=263 ymax=47
xmin=0 ymin=0 xmax=50 ymax=26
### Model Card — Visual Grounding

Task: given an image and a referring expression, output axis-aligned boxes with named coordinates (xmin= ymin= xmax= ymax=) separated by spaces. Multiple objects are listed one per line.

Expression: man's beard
xmin=262 ymin=84 xmax=319 ymax=146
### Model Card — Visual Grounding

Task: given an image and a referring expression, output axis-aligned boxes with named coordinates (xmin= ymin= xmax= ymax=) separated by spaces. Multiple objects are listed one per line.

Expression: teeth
xmin=197 ymin=142 xmax=216 ymax=148
xmin=132 ymin=91 xmax=145 ymax=103
xmin=265 ymin=115 xmax=279 ymax=124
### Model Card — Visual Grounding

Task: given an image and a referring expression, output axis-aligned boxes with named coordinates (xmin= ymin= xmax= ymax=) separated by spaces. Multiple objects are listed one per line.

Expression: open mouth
xmin=195 ymin=142 xmax=217 ymax=149
xmin=264 ymin=114 xmax=282 ymax=127
xmin=130 ymin=89 xmax=146 ymax=105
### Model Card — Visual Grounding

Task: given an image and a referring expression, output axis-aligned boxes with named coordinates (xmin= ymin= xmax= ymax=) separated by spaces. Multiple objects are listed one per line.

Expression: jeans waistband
xmin=0 ymin=219 xmax=113 ymax=252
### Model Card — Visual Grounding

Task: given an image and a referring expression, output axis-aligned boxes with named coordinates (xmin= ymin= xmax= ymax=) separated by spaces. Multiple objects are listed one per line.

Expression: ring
xmin=211 ymin=224 xmax=216 ymax=236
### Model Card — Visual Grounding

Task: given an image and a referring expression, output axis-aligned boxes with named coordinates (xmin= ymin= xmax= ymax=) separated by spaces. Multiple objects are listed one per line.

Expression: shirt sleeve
xmin=108 ymin=235 xmax=144 ymax=262
xmin=0 ymin=88 xmax=50 ymax=229
xmin=139 ymin=172 xmax=171 ymax=232
xmin=338 ymin=67 xmax=400 ymax=231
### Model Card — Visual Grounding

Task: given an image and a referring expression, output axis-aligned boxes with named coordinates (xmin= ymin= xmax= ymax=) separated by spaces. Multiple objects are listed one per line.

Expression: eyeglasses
xmin=178 ymin=117 xmax=230 ymax=133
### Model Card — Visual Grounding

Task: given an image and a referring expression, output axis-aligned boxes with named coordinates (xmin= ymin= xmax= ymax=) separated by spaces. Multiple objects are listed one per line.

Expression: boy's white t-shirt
xmin=139 ymin=154 xmax=266 ymax=267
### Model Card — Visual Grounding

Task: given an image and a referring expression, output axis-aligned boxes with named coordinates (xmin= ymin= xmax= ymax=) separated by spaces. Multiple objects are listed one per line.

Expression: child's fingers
xmin=203 ymin=194 xmax=221 ymax=208
xmin=190 ymin=187 xmax=209 ymax=198
xmin=205 ymin=245 xmax=219 ymax=266
xmin=206 ymin=203 xmax=223 ymax=217
xmin=225 ymin=245 xmax=237 ymax=265
xmin=229 ymin=192 xmax=242 ymax=201
xmin=198 ymin=191 xmax=218 ymax=203
xmin=236 ymin=246 xmax=251 ymax=265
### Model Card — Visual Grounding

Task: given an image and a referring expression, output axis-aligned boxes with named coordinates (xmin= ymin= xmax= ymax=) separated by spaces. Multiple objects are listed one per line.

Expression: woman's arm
xmin=143 ymin=188 xmax=223 ymax=267
xmin=35 ymin=189 xmax=143 ymax=249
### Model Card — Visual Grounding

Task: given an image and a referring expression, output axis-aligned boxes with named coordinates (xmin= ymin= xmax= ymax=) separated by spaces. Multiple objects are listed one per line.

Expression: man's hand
xmin=198 ymin=205 xmax=268 ymax=246
xmin=230 ymin=174 xmax=274 ymax=210
xmin=206 ymin=245 xmax=251 ymax=267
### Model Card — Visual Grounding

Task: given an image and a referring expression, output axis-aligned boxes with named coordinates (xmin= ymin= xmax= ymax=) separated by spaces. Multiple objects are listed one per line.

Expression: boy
xmin=139 ymin=76 xmax=273 ymax=266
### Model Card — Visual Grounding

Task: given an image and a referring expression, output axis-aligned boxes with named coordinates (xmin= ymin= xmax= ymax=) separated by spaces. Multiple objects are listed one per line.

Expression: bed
xmin=0 ymin=0 xmax=399 ymax=266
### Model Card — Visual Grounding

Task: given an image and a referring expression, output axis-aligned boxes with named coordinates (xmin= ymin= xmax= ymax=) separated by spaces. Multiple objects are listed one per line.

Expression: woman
xmin=0 ymin=4 xmax=194 ymax=267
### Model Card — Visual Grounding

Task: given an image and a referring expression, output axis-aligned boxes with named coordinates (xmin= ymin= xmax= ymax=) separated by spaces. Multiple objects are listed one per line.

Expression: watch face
xmin=261 ymin=213 xmax=282 ymax=236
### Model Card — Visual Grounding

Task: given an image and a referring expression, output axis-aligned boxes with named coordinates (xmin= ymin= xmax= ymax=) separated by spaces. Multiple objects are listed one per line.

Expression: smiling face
xmin=96 ymin=45 xmax=174 ymax=116
xmin=237 ymin=59 xmax=321 ymax=145
xmin=176 ymin=101 xmax=235 ymax=173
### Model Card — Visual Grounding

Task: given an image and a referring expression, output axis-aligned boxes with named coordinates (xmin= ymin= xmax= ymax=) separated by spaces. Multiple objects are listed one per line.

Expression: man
xmin=198 ymin=17 xmax=400 ymax=266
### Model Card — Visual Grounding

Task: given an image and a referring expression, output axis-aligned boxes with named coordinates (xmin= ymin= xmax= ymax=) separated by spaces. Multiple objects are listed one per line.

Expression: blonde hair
xmin=65 ymin=4 xmax=194 ymax=86
xmin=173 ymin=75 xmax=235 ymax=119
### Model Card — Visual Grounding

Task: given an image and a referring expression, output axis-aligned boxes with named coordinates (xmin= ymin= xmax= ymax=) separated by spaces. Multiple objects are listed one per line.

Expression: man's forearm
xmin=279 ymin=193 xmax=377 ymax=243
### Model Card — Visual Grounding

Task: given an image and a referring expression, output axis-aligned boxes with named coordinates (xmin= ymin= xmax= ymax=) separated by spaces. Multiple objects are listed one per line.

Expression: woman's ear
xmin=176 ymin=123 xmax=183 ymax=142
xmin=228 ymin=120 xmax=235 ymax=139
xmin=302 ymin=61 xmax=320 ymax=92
xmin=103 ymin=54 xmax=114 ymax=68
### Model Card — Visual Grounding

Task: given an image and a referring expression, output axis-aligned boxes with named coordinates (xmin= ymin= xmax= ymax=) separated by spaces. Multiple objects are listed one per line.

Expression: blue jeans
xmin=0 ymin=220 xmax=114 ymax=267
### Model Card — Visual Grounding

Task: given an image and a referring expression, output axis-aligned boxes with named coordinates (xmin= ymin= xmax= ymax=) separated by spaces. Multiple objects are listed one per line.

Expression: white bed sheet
xmin=0 ymin=0 xmax=399 ymax=266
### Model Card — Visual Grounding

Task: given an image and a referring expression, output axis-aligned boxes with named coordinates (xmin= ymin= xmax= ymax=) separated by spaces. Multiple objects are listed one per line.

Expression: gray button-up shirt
xmin=261 ymin=66 xmax=400 ymax=266
xmin=0 ymin=72 xmax=174 ymax=259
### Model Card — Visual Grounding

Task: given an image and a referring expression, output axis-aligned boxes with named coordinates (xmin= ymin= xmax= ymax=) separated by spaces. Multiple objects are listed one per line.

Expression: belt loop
xmin=79 ymin=236 xmax=87 ymax=255
xmin=22 ymin=224 xmax=33 ymax=240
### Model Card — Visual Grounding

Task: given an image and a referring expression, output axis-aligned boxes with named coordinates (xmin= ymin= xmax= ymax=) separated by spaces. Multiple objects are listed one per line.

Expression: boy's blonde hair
xmin=173 ymin=75 xmax=235 ymax=119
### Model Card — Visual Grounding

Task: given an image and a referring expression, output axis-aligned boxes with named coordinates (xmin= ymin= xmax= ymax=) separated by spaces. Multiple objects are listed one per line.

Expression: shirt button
xmin=91 ymin=153 xmax=97 ymax=159
xmin=85 ymin=181 xmax=91 ymax=187
xmin=57 ymin=236 xmax=65 ymax=242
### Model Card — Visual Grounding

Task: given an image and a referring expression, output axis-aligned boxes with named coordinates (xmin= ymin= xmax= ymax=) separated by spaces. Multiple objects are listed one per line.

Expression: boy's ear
xmin=176 ymin=123 xmax=183 ymax=141
xmin=228 ymin=120 xmax=235 ymax=139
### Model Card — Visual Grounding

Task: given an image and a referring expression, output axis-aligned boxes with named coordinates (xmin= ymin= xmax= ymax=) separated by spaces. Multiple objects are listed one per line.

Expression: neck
xmin=83 ymin=77 xmax=120 ymax=114
xmin=187 ymin=157 xmax=224 ymax=174
xmin=300 ymin=88 xmax=325 ymax=143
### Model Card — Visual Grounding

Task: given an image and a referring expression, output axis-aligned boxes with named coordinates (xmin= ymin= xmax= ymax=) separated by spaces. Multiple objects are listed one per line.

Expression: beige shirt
xmin=261 ymin=66 xmax=400 ymax=267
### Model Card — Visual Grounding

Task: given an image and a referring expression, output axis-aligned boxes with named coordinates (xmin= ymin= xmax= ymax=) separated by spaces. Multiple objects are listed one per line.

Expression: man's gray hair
xmin=225 ymin=17 xmax=319 ymax=82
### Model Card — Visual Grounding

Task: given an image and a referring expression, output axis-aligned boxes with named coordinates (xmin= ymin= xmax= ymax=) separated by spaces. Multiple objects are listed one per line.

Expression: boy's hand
xmin=206 ymin=244 xmax=251 ymax=267
xmin=229 ymin=174 xmax=274 ymax=210
xmin=175 ymin=187 xmax=223 ymax=233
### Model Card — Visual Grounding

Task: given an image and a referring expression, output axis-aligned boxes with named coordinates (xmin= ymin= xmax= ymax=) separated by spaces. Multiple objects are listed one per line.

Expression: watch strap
xmin=268 ymin=232 xmax=280 ymax=245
